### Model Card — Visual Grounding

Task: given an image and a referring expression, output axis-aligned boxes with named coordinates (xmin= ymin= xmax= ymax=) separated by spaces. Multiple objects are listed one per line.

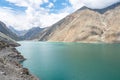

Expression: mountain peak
xmin=79 ymin=2 xmax=120 ymax=14
xmin=37 ymin=1 xmax=120 ymax=43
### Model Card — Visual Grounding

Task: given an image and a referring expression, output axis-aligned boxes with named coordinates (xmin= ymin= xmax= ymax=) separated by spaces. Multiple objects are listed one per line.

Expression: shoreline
xmin=0 ymin=47 xmax=39 ymax=80
xmin=17 ymin=40 xmax=120 ymax=44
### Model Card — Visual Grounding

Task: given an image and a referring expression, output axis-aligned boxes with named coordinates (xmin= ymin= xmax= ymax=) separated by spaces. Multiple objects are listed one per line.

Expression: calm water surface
xmin=17 ymin=41 xmax=120 ymax=80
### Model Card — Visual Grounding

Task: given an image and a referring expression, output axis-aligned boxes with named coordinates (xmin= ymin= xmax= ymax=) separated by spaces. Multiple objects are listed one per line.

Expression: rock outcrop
xmin=38 ymin=2 xmax=120 ymax=43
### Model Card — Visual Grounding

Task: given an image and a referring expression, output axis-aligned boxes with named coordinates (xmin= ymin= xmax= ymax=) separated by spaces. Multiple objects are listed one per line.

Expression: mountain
xmin=9 ymin=26 xmax=44 ymax=40
xmin=0 ymin=32 xmax=20 ymax=47
xmin=38 ymin=2 xmax=120 ymax=43
xmin=0 ymin=21 xmax=19 ymax=40
xmin=9 ymin=26 xmax=27 ymax=37
xmin=22 ymin=27 xmax=44 ymax=40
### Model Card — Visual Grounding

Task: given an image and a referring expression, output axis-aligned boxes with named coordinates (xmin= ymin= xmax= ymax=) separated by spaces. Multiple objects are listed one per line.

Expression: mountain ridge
xmin=79 ymin=2 xmax=120 ymax=14
xmin=37 ymin=2 xmax=120 ymax=43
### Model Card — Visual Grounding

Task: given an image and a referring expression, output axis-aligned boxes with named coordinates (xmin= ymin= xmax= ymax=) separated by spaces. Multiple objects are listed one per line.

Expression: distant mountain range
xmin=9 ymin=26 xmax=44 ymax=40
xmin=1 ymin=2 xmax=120 ymax=43
xmin=21 ymin=27 xmax=44 ymax=40
xmin=35 ymin=2 xmax=120 ymax=43
xmin=9 ymin=26 xmax=27 ymax=37
xmin=0 ymin=21 xmax=44 ymax=41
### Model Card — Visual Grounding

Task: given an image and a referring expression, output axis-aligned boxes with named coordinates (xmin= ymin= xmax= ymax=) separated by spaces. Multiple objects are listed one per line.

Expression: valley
xmin=0 ymin=1 xmax=120 ymax=80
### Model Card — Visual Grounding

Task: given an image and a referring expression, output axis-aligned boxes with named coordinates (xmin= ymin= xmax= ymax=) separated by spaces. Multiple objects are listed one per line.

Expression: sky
xmin=0 ymin=0 xmax=120 ymax=30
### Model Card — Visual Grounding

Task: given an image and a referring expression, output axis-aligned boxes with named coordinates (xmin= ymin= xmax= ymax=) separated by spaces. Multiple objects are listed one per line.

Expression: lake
xmin=17 ymin=41 xmax=120 ymax=80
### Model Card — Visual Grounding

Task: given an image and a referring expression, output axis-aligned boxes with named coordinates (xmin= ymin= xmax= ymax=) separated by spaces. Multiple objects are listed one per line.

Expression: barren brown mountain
xmin=38 ymin=2 xmax=120 ymax=43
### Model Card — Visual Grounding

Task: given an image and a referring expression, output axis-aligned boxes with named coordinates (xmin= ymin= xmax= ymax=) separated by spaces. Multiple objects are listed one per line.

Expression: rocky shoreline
xmin=0 ymin=32 xmax=38 ymax=80
xmin=0 ymin=46 xmax=38 ymax=80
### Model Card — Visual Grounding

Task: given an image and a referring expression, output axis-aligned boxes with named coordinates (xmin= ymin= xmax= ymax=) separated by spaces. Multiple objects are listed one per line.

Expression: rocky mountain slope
xmin=0 ymin=21 xmax=19 ymax=40
xmin=0 ymin=32 xmax=19 ymax=47
xmin=38 ymin=2 xmax=120 ymax=43
xmin=22 ymin=27 xmax=44 ymax=40
xmin=0 ymin=32 xmax=38 ymax=80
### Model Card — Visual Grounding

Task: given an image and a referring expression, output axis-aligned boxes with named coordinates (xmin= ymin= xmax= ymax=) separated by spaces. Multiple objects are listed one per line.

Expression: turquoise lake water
xmin=17 ymin=41 xmax=120 ymax=80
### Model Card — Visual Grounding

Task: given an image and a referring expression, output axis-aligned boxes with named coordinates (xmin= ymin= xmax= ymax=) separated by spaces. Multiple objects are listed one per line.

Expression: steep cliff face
xmin=0 ymin=21 xmax=19 ymax=41
xmin=38 ymin=2 xmax=120 ymax=43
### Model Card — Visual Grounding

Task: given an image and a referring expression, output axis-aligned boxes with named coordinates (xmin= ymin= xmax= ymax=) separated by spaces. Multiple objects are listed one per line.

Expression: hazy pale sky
xmin=0 ymin=0 xmax=119 ymax=30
